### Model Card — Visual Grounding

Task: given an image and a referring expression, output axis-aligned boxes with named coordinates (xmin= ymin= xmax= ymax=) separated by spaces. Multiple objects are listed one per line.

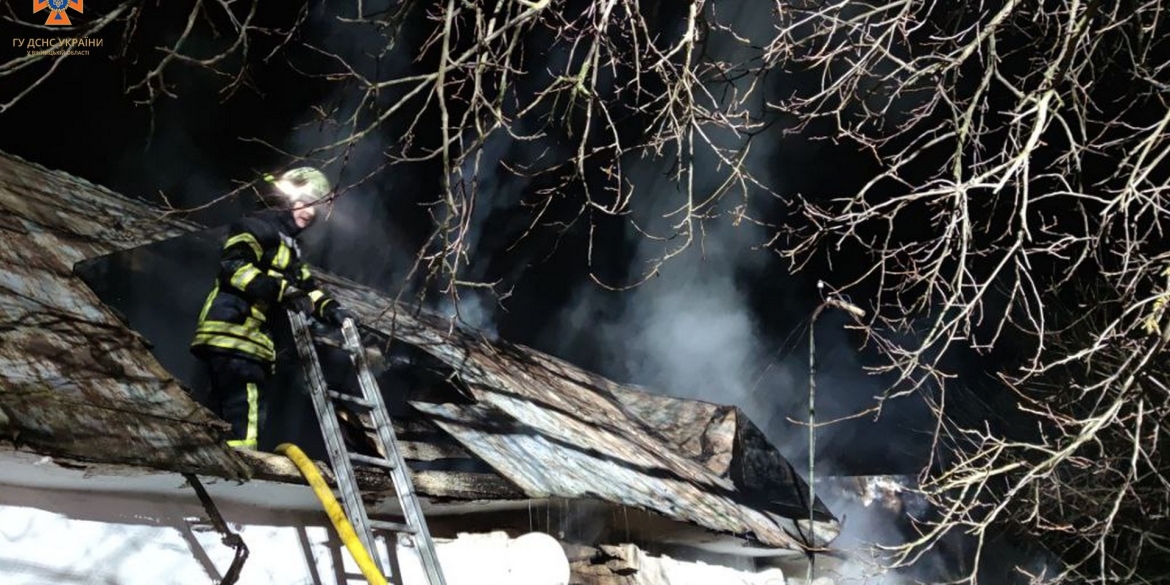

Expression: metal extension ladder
xmin=288 ymin=311 xmax=448 ymax=585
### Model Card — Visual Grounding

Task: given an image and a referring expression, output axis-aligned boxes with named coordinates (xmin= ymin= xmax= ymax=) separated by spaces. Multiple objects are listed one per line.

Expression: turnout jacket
xmin=191 ymin=209 xmax=338 ymax=363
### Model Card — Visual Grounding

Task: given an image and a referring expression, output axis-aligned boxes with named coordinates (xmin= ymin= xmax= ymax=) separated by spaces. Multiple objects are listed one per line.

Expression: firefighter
xmin=191 ymin=167 xmax=354 ymax=449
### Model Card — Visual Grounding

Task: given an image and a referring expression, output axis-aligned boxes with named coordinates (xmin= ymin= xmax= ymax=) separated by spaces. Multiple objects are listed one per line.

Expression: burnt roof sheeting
xmin=608 ymin=386 xmax=833 ymax=522
xmin=607 ymin=385 xmax=738 ymax=476
xmin=0 ymin=152 xmax=249 ymax=479
xmin=311 ymin=276 xmax=840 ymax=550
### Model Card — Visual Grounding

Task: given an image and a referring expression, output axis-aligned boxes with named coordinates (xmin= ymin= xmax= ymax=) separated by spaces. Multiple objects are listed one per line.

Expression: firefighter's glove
xmin=324 ymin=304 xmax=355 ymax=327
xmin=281 ymin=285 xmax=314 ymax=316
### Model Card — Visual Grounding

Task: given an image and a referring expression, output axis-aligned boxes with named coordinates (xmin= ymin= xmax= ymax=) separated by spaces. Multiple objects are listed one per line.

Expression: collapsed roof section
xmin=320 ymin=277 xmax=837 ymax=551
xmin=0 ymin=151 xmax=838 ymax=554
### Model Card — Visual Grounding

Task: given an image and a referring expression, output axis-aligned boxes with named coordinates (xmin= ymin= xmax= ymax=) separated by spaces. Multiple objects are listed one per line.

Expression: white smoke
xmin=282 ymin=3 xmax=420 ymax=291
xmin=550 ymin=0 xmax=815 ymax=449
xmin=546 ymin=2 xmax=946 ymax=581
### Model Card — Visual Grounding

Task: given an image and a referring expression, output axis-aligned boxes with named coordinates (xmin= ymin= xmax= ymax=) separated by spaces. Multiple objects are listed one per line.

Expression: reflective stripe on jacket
xmin=190 ymin=210 xmax=336 ymax=363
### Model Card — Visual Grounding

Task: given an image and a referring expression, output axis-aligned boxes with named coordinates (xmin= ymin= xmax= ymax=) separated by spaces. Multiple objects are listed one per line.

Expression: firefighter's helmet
xmin=266 ymin=167 xmax=331 ymax=207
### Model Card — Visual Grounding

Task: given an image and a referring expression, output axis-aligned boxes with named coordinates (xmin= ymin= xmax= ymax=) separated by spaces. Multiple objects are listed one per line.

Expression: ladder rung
xmin=350 ymin=453 xmax=396 ymax=469
xmin=369 ymin=519 xmax=417 ymax=534
xmin=327 ymin=391 xmax=374 ymax=410
xmin=313 ymin=335 xmax=346 ymax=350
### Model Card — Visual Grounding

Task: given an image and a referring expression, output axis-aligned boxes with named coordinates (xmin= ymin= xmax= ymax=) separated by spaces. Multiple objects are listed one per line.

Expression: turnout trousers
xmin=201 ymin=354 xmax=270 ymax=449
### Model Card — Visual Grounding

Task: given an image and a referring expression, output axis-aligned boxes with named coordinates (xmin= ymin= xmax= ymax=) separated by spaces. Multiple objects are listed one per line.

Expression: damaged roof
xmin=325 ymin=288 xmax=837 ymax=552
xmin=322 ymin=281 xmax=837 ymax=551
xmin=0 ymin=151 xmax=838 ymax=553
xmin=0 ymin=152 xmax=249 ymax=480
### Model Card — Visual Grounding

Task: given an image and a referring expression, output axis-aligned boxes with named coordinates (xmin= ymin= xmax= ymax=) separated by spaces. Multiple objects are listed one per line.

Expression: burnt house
xmin=0 ymin=151 xmax=839 ymax=584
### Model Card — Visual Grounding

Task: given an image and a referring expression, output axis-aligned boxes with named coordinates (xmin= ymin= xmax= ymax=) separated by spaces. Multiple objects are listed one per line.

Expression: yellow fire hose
xmin=276 ymin=443 xmax=388 ymax=585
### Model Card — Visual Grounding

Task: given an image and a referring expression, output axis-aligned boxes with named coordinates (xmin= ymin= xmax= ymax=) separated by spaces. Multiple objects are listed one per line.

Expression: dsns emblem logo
xmin=34 ymin=0 xmax=83 ymax=26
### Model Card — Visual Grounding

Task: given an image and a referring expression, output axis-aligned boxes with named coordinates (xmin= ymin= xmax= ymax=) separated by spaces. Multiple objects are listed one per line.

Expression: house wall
xmin=569 ymin=543 xmax=788 ymax=585
xmin=0 ymin=480 xmax=795 ymax=585
xmin=0 ymin=481 xmax=570 ymax=585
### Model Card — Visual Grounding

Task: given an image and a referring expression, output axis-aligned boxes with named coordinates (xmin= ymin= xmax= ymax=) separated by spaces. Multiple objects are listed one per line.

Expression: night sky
xmin=0 ymin=1 xmax=979 ymax=477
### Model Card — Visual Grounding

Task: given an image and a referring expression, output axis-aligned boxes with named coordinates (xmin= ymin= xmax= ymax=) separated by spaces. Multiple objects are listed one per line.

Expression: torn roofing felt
xmin=0 ymin=150 xmax=839 ymax=552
